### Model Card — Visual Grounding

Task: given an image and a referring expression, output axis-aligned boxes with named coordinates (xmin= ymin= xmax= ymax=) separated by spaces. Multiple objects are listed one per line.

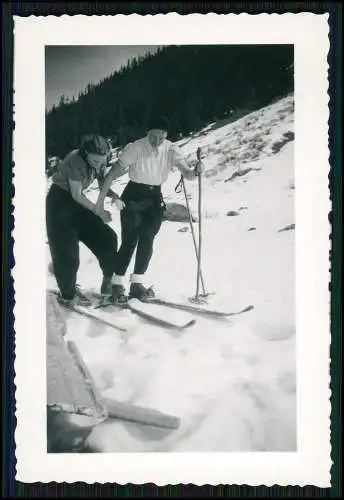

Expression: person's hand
xmin=93 ymin=202 xmax=104 ymax=216
xmin=99 ymin=209 xmax=112 ymax=223
xmin=194 ymin=160 xmax=205 ymax=175
xmin=112 ymin=198 xmax=126 ymax=211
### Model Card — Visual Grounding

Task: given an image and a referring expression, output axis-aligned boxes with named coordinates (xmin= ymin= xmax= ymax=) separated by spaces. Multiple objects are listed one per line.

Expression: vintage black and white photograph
xmin=14 ymin=14 xmax=331 ymax=485
xmin=45 ymin=43 xmax=297 ymax=454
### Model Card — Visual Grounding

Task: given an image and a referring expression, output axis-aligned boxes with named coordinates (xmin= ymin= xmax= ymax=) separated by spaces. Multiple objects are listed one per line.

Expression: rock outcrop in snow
xmin=163 ymin=202 xmax=197 ymax=223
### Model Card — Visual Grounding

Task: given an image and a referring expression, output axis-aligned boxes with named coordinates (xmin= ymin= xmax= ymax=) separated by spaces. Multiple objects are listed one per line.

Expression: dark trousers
xmin=115 ymin=181 xmax=165 ymax=276
xmin=46 ymin=184 xmax=118 ymax=299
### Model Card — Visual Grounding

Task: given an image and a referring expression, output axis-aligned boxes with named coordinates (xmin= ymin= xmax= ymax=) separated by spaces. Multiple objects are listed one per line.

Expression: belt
xmin=130 ymin=181 xmax=161 ymax=190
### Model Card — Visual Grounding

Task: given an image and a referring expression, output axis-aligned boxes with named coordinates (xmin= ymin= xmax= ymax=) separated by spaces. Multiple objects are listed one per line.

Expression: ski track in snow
xmin=47 ymin=95 xmax=296 ymax=452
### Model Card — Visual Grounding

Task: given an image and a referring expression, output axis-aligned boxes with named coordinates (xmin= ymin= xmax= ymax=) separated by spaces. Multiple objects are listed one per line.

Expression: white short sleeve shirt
xmin=118 ymin=137 xmax=185 ymax=186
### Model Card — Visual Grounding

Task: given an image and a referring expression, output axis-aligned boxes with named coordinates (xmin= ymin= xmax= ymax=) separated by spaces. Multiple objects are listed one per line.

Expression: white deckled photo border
xmin=13 ymin=13 xmax=331 ymax=486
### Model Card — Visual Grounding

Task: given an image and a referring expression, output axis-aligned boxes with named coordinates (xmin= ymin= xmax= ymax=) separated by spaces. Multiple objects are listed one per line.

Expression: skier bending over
xmin=46 ymin=134 xmax=122 ymax=307
xmin=95 ymin=116 xmax=204 ymax=303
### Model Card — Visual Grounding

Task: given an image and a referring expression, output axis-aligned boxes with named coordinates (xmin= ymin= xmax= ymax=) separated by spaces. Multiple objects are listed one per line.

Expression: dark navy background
xmin=2 ymin=2 xmax=341 ymax=498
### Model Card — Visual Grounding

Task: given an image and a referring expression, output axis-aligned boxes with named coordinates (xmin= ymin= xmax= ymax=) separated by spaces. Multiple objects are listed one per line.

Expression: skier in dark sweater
xmin=46 ymin=134 xmax=123 ymax=307
xmin=95 ymin=116 xmax=204 ymax=303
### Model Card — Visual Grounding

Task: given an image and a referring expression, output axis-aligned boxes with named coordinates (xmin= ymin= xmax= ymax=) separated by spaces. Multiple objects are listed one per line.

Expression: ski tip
xmin=174 ymin=318 xmax=196 ymax=330
xmin=186 ymin=319 xmax=197 ymax=328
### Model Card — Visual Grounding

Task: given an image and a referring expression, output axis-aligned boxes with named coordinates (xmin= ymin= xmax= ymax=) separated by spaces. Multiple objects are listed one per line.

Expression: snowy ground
xmin=47 ymin=94 xmax=296 ymax=452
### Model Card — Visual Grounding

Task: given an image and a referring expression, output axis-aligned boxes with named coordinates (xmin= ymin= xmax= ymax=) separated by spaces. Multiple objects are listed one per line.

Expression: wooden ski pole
xmin=195 ymin=147 xmax=202 ymax=301
xmin=180 ymin=176 xmax=206 ymax=295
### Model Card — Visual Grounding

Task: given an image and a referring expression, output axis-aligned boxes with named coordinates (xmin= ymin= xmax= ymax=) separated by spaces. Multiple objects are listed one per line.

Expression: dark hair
xmin=146 ymin=115 xmax=169 ymax=132
xmin=79 ymin=134 xmax=110 ymax=156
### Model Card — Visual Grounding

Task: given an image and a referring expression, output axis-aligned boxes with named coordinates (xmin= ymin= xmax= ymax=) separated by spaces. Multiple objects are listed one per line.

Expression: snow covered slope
xmin=47 ymin=94 xmax=296 ymax=452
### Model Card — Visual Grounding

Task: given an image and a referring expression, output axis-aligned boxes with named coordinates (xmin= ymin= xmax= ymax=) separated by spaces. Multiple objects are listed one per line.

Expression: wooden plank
xmin=104 ymin=398 xmax=181 ymax=430
xmin=46 ymin=292 xmax=107 ymax=419
xmin=67 ymin=341 xmax=108 ymax=419
xmin=47 ymin=290 xmax=67 ymax=340
xmin=67 ymin=342 xmax=181 ymax=430
xmin=47 ymin=291 xmax=181 ymax=431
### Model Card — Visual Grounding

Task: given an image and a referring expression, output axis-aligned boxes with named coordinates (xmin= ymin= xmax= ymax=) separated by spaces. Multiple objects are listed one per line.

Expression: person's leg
xmin=108 ymin=207 xmax=141 ymax=302
xmin=46 ymin=188 xmax=80 ymax=301
xmin=134 ymin=211 xmax=163 ymax=274
xmin=113 ymin=207 xmax=140 ymax=279
xmin=129 ymin=205 xmax=164 ymax=300
xmin=78 ymin=211 xmax=118 ymax=295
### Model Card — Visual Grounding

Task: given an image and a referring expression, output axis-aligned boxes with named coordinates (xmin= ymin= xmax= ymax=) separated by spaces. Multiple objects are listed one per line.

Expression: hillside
xmin=47 ymin=94 xmax=296 ymax=452
xmin=46 ymin=45 xmax=294 ymax=158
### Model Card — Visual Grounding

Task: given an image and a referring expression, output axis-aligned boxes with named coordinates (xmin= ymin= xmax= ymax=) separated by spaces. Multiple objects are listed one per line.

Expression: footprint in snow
xmin=252 ymin=322 xmax=295 ymax=342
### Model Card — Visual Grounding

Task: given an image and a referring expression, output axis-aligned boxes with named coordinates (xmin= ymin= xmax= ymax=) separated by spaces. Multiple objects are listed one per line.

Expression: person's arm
xmin=97 ymin=167 xmax=121 ymax=201
xmin=95 ymin=160 xmax=128 ymax=212
xmin=69 ymin=179 xmax=98 ymax=211
xmin=69 ymin=179 xmax=111 ymax=221
xmin=172 ymin=146 xmax=203 ymax=180
xmin=95 ymin=142 xmax=137 ymax=211
xmin=175 ymin=157 xmax=199 ymax=180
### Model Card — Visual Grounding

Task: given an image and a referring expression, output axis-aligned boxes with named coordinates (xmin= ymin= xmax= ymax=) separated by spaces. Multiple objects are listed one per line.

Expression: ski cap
xmin=80 ymin=134 xmax=110 ymax=156
xmin=146 ymin=115 xmax=169 ymax=132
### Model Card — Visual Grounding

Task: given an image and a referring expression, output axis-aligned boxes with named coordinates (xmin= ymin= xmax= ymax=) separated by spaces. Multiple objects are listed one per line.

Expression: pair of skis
xmin=49 ymin=288 xmax=253 ymax=333
xmin=64 ymin=293 xmax=253 ymax=332
xmin=49 ymin=289 xmax=193 ymax=332
xmin=121 ymin=296 xmax=254 ymax=330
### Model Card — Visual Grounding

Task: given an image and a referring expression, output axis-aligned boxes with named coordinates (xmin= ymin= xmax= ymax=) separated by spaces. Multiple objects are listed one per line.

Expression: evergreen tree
xmin=46 ymin=45 xmax=294 ymax=158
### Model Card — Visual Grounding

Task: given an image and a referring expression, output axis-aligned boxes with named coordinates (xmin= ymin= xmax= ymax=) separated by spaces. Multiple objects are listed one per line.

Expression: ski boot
xmin=74 ymin=285 xmax=93 ymax=306
xmin=97 ymin=276 xmax=113 ymax=307
xmin=129 ymin=283 xmax=155 ymax=302
xmin=100 ymin=276 xmax=112 ymax=296
xmin=111 ymin=284 xmax=128 ymax=306
xmin=57 ymin=289 xmax=92 ymax=309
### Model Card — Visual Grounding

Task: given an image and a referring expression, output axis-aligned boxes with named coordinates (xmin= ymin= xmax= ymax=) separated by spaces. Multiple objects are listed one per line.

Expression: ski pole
xmin=195 ymin=147 xmax=202 ymax=300
xmin=180 ymin=176 xmax=207 ymax=295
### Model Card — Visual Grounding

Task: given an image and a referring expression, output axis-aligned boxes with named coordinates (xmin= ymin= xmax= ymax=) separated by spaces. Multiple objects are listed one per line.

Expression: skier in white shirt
xmin=96 ymin=116 xmax=203 ymax=303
